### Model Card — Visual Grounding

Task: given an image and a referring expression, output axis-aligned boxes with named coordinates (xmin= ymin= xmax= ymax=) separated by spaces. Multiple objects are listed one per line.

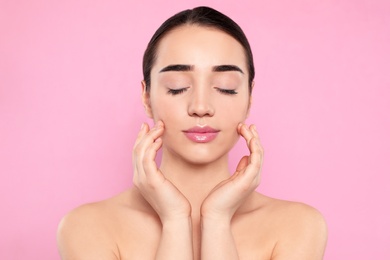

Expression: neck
xmin=159 ymin=148 xmax=231 ymax=210
xmin=159 ymin=150 xmax=231 ymax=260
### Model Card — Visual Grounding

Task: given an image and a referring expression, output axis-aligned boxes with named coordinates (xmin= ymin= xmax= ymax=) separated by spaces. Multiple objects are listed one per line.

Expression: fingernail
xmin=140 ymin=123 xmax=145 ymax=130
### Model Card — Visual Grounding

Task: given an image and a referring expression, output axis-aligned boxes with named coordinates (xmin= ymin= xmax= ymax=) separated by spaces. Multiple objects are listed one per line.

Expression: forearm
xmin=155 ymin=217 xmax=194 ymax=260
xmin=201 ymin=218 xmax=239 ymax=260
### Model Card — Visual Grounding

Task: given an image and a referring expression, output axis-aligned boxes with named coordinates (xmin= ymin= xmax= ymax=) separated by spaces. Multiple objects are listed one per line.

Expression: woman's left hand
xmin=201 ymin=123 xmax=264 ymax=222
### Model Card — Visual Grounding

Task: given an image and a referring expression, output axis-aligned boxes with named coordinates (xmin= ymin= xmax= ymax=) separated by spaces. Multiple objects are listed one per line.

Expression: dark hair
xmin=142 ymin=6 xmax=255 ymax=94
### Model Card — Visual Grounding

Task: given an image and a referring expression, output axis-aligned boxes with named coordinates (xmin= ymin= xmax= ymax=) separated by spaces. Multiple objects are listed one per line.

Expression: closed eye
xmin=216 ymin=88 xmax=238 ymax=95
xmin=167 ymin=88 xmax=188 ymax=95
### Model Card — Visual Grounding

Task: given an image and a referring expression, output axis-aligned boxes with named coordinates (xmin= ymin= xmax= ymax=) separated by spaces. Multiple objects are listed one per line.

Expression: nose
xmin=187 ymin=87 xmax=215 ymax=117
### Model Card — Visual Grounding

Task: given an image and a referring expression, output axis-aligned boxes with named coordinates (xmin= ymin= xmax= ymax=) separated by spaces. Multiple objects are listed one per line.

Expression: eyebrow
xmin=159 ymin=64 xmax=244 ymax=74
xmin=212 ymin=65 xmax=244 ymax=74
xmin=159 ymin=64 xmax=193 ymax=73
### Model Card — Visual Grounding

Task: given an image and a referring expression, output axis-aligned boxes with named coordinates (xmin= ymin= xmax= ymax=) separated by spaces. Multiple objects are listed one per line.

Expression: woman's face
xmin=143 ymin=25 xmax=251 ymax=165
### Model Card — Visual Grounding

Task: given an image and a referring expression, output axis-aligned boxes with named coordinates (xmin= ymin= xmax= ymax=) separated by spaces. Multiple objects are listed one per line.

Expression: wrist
xmin=159 ymin=203 xmax=192 ymax=224
xmin=201 ymin=215 xmax=231 ymax=230
xmin=200 ymin=207 xmax=233 ymax=224
xmin=161 ymin=216 xmax=192 ymax=229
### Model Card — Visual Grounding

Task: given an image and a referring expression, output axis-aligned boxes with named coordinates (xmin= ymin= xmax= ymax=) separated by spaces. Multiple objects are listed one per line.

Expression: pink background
xmin=1 ymin=0 xmax=389 ymax=259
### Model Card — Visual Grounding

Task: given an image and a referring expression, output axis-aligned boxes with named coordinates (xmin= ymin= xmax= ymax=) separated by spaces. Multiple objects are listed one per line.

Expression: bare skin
xmin=57 ymin=25 xmax=327 ymax=259
xmin=57 ymin=124 xmax=327 ymax=260
xmin=57 ymin=187 xmax=327 ymax=259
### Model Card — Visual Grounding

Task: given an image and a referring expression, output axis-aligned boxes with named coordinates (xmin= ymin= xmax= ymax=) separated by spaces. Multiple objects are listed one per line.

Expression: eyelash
xmin=216 ymin=88 xmax=238 ymax=95
xmin=167 ymin=88 xmax=188 ymax=95
xmin=167 ymin=88 xmax=238 ymax=95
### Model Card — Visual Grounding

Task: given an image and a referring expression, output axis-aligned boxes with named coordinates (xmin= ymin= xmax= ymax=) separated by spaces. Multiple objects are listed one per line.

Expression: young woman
xmin=57 ymin=6 xmax=327 ymax=260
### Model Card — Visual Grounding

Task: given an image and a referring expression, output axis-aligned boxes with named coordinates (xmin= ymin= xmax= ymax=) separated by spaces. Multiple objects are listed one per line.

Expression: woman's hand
xmin=201 ymin=123 xmax=264 ymax=222
xmin=132 ymin=121 xmax=191 ymax=223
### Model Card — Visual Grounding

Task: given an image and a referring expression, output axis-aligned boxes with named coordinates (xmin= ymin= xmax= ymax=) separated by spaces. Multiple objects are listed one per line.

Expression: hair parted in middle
xmin=142 ymin=6 xmax=255 ymax=94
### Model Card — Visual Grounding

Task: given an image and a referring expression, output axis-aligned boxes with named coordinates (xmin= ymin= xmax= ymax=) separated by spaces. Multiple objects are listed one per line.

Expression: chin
xmin=178 ymin=153 xmax=228 ymax=167
xmin=186 ymin=151 xmax=226 ymax=165
xmin=164 ymin=142 xmax=235 ymax=167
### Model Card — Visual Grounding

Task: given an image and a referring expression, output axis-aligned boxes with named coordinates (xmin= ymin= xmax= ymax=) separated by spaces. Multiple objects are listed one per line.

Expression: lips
xmin=183 ymin=126 xmax=220 ymax=143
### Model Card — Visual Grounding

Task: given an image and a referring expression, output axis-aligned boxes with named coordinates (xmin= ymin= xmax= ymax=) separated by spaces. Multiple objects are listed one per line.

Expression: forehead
xmin=153 ymin=25 xmax=247 ymax=71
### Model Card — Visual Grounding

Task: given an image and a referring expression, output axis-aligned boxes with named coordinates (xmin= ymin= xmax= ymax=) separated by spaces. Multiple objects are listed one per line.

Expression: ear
xmin=141 ymin=80 xmax=153 ymax=118
xmin=246 ymin=81 xmax=255 ymax=118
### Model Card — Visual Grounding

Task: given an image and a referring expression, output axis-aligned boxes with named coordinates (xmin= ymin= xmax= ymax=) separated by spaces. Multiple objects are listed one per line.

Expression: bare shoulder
xmin=57 ymin=189 xmax=153 ymax=260
xmin=57 ymin=196 xmax=120 ymax=259
xmin=251 ymin=193 xmax=328 ymax=260
xmin=262 ymin=194 xmax=327 ymax=229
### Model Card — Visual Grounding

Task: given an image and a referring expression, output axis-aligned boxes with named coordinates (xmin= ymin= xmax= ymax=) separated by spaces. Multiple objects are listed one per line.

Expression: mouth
xmin=183 ymin=126 xmax=220 ymax=143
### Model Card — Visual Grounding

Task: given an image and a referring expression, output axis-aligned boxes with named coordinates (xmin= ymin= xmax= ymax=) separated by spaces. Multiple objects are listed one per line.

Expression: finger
xmin=133 ymin=123 xmax=150 ymax=182
xmin=134 ymin=123 xmax=150 ymax=149
xmin=249 ymin=124 xmax=259 ymax=139
xmin=239 ymin=123 xmax=255 ymax=147
xmin=137 ymin=121 xmax=164 ymax=154
xmin=134 ymin=120 xmax=164 ymax=150
xmin=133 ymin=123 xmax=150 ymax=169
xmin=235 ymin=156 xmax=249 ymax=173
xmin=237 ymin=123 xmax=244 ymax=134
xmin=134 ymin=122 xmax=164 ymax=180
xmin=143 ymin=137 xmax=164 ymax=179
xmin=135 ymin=126 xmax=164 ymax=167
xmin=237 ymin=136 xmax=263 ymax=179
xmin=247 ymin=137 xmax=264 ymax=174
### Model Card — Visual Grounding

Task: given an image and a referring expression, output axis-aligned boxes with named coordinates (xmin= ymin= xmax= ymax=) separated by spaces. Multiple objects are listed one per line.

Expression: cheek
xmin=150 ymin=95 xmax=169 ymax=119
xmin=150 ymin=98 xmax=182 ymax=127
xmin=221 ymin=99 xmax=249 ymax=123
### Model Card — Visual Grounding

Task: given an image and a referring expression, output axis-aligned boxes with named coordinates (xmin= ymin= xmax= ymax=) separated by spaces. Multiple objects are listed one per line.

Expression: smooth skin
xmin=57 ymin=25 xmax=327 ymax=260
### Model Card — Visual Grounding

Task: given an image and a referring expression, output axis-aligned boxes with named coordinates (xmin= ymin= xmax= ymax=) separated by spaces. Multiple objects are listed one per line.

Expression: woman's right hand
xmin=132 ymin=121 xmax=191 ymax=223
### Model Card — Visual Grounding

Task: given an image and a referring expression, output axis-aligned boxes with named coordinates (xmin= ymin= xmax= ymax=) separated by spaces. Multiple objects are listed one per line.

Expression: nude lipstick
xmin=183 ymin=126 xmax=220 ymax=143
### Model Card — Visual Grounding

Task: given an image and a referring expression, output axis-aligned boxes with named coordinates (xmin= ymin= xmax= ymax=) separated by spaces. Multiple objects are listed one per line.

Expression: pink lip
xmin=183 ymin=126 xmax=220 ymax=143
